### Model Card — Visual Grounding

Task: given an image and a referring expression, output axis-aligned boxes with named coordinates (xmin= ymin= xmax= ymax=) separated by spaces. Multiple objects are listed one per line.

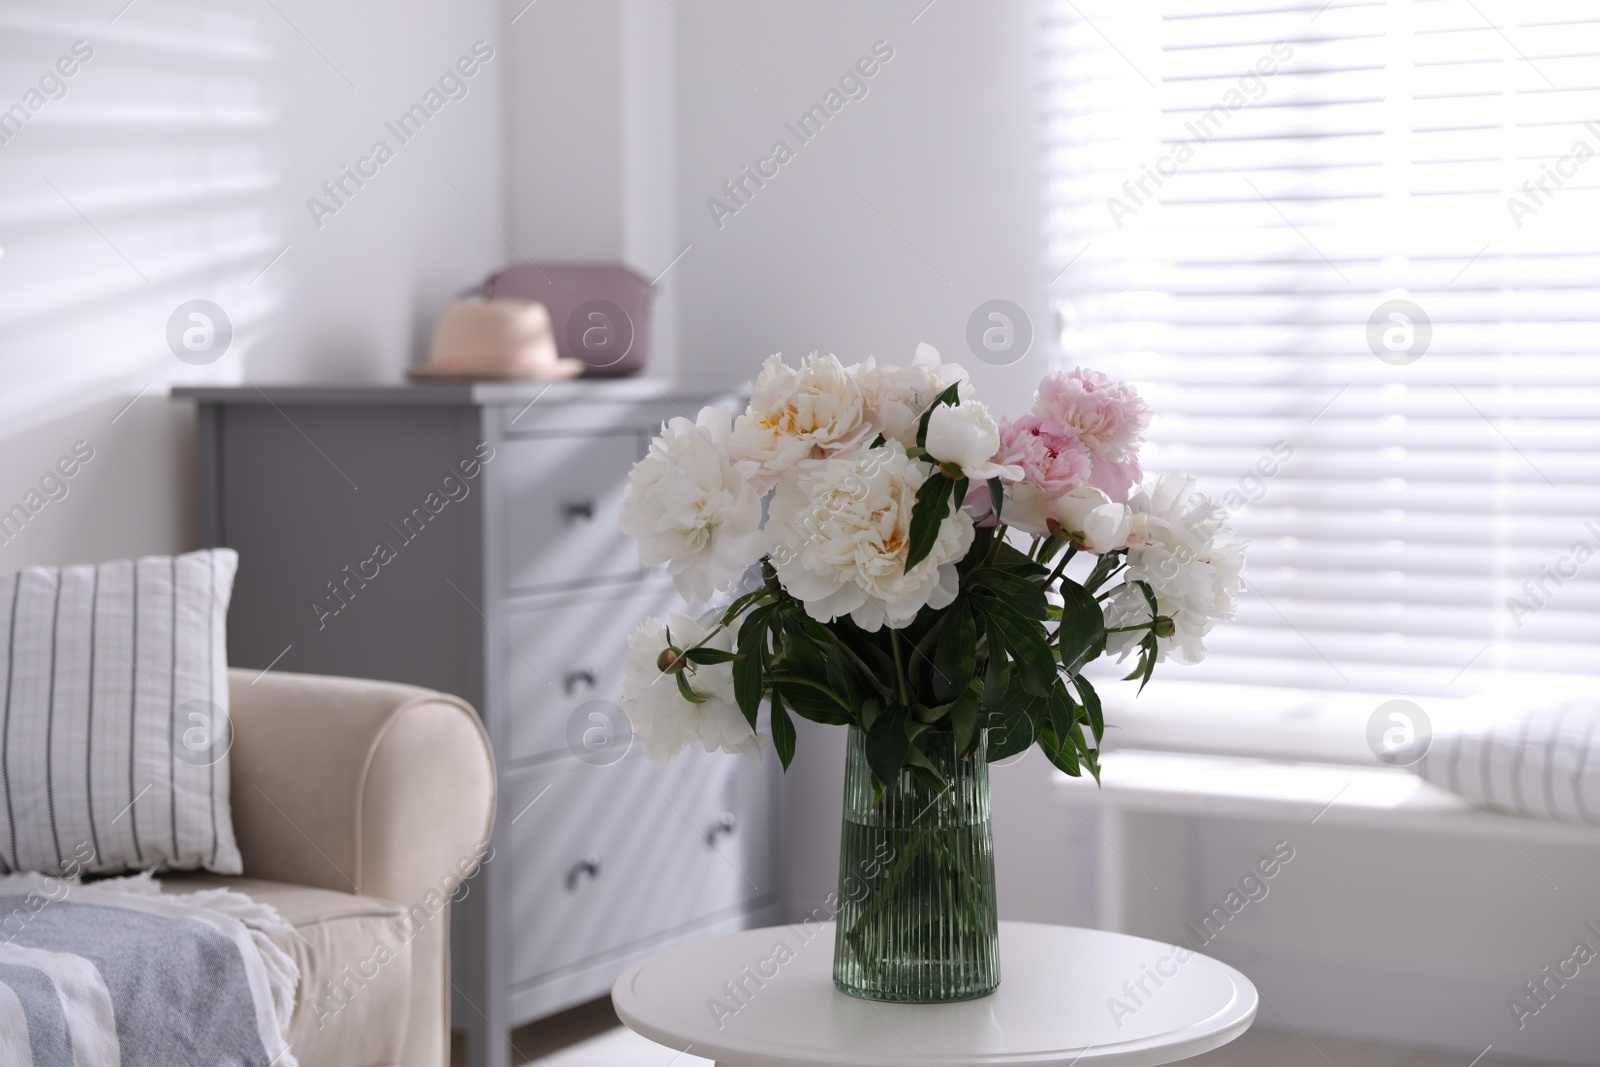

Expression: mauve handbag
xmin=486 ymin=262 xmax=652 ymax=378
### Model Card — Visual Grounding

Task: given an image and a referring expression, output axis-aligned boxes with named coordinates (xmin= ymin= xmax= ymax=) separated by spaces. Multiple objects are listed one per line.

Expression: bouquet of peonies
xmin=618 ymin=344 xmax=1243 ymax=787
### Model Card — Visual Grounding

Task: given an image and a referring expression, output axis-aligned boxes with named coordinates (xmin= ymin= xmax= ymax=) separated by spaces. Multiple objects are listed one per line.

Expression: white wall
xmin=0 ymin=0 xmax=507 ymax=571
xmin=671 ymin=0 xmax=1053 ymax=418
xmin=655 ymin=0 xmax=1093 ymax=929
xmin=504 ymin=0 xmax=681 ymax=379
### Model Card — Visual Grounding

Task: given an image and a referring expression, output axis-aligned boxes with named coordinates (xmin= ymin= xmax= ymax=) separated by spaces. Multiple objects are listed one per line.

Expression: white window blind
xmin=1045 ymin=0 xmax=1600 ymax=703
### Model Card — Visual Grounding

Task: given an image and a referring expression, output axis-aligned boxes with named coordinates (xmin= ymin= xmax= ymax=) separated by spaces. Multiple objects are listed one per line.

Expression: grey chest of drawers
xmin=173 ymin=381 xmax=780 ymax=1067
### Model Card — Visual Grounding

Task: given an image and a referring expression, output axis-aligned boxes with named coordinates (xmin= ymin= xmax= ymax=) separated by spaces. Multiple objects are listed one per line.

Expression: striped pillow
xmin=0 ymin=549 xmax=241 ymax=875
xmin=1414 ymin=698 xmax=1600 ymax=825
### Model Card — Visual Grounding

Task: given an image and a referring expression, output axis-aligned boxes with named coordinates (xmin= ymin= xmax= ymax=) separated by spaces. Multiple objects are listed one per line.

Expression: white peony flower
xmin=620 ymin=406 xmax=767 ymax=603
xmin=923 ymin=401 xmax=1023 ymax=483
xmin=768 ymin=443 xmax=974 ymax=631
xmin=729 ymin=353 xmax=874 ymax=487
xmin=853 ymin=343 xmax=972 ymax=448
xmin=1051 ymin=486 xmax=1133 ymax=554
xmin=619 ymin=613 xmax=765 ymax=764
xmin=1104 ymin=473 xmax=1244 ymax=664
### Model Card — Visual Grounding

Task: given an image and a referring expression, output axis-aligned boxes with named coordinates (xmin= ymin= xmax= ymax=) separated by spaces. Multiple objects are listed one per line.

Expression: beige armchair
xmin=166 ymin=669 xmax=496 ymax=1067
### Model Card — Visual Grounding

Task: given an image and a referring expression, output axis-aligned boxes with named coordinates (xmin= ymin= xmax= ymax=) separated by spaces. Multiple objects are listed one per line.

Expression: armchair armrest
xmin=225 ymin=669 xmax=496 ymax=907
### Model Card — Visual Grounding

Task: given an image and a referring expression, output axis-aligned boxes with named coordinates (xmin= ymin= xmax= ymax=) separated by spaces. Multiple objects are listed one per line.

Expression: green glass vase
xmin=832 ymin=725 xmax=1000 ymax=1002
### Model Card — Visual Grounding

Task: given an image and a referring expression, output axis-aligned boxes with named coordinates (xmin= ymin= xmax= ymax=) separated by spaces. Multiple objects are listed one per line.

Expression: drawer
xmin=500 ymin=432 xmax=642 ymax=591
xmin=654 ymin=745 xmax=777 ymax=925
xmin=506 ymin=749 xmax=776 ymax=986
xmin=501 ymin=582 xmax=689 ymax=765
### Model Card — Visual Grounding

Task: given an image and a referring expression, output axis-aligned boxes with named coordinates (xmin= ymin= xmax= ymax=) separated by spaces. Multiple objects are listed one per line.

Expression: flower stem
xmin=681 ymin=591 xmax=777 ymax=655
xmin=1045 ymin=546 xmax=1078 ymax=588
xmin=984 ymin=523 xmax=1010 ymax=566
xmin=890 ymin=629 xmax=911 ymax=707
xmin=818 ymin=626 xmax=896 ymax=702
xmin=1081 ymin=554 xmax=1126 ymax=594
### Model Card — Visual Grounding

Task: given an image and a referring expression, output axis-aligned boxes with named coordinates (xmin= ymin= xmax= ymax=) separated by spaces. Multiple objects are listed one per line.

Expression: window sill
xmin=1055 ymin=749 xmax=1600 ymax=849
xmin=1088 ymin=673 xmax=1600 ymax=766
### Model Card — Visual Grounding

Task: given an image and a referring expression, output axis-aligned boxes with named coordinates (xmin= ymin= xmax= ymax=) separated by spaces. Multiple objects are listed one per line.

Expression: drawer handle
xmin=706 ymin=811 xmax=737 ymax=846
xmin=562 ymin=499 xmax=595 ymax=523
xmin=566 ymin=854 xmax=601 ymax=890
xmin=564 ymin=668 xmax=598 ymax=695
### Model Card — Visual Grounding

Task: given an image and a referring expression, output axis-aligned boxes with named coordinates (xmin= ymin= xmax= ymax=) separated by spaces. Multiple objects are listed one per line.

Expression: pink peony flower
xmin=1032 ymin=368 xmax=1150 ymax=502
xmin=995 ymin=415 xmax=1092 ymax=495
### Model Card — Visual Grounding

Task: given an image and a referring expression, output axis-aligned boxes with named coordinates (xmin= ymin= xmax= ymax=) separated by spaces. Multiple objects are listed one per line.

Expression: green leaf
xmin=989 ymin=538 xmax=1047 ymax=575
xmin=1069 ymin=720 xmax=1101 ymax=784
xmin=1134 ymin=579 xmax=1159 ymax=618
xmin=904 ymin=472 xmax=955 ymax=574
xmin=865 ymin=704 xmax=912 ymax=786
xmin=733 ymin=608 xmax=772 ymax=729
xmin=823 ymin=645 xmax=861 ymax=709
xmin=1082 ymin=745 xmax=1103 ymax=786
xmin=903 ymin=742 xmax=948 ymax=796
xmin=1039 ymin=682 xmax=1083 ymax=776
xmin=932 ymin=599 xmax=977 ymax=704
xmin=1056 ymin=578 xmax=1108 ymax=675
xmin=970 ymin=567 xmax=1048 ymax=620
xmin=1040 ymin=725 xmax=1082 ymax=776
xmin=987 ymin=476 xmax=1005 ymax=523
xmin=1137 ymin=633 xmax=1158 ymax=693
xmin=949 ymin=684 xmax=982 ymax=754
xmin=1070 ymin=720 xmax=1095 ymax=761
xmin=1036 ymin=534 xmax=1066 ymax=568
xmin=915 ymin=382 xmax=963 ymax=449
xmin=960 ymin=524 xmax=996 ymax=576
xmin=1048 ymin=682 xmax=1077 ymax=740
xmin=908 ymin=615 xmax=944 ymax=697
xmin=675 ymin=670 xmax=708 ymax=704
xmin=1073 ymin=673 xmax=1104 ymax=743
xmin=1120 ymin=633 xmax=1158 ymax=693
xmin=776 ymin=616 xmax=829 ymax=676
xmin=983 ymin=685 xmax=1038 ymax=763
xmin=684 ymin=646 xmax=740 ymax=665
xmin=983 ymin=606 xmax=1055 ymax=696
xmin=981 ymin=616 xmax=1009 ymax=706
xmin=815 ymin=618 xmax=895 ymax=701
xmin=774 ymin=679 xmax=852 ymax=725
xmin=719 ymin=589 xmax=768 ymax=627
xmin=859 ymin=696 xmax=883 ymax=734
xmin=770 ymin=686 xmax=796 ymax=770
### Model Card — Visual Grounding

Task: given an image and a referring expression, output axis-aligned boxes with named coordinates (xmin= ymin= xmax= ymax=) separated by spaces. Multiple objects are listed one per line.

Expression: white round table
xmin=613 ymin=921 xmax=1256 ymax=1067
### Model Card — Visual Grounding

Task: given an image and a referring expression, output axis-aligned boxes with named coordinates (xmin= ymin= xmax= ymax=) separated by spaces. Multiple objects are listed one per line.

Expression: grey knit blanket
xmin=0 ymin=873 xmax=297 ymax=1067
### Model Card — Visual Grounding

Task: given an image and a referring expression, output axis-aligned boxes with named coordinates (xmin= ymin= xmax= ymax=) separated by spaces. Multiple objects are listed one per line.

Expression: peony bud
xmin=656 ymin=647 xmax=688 ymax=673
xmin=1052 ymin=486 xmax=1133 ymax=554
xmin=924 ymin=401 xmax=1023 ymax=482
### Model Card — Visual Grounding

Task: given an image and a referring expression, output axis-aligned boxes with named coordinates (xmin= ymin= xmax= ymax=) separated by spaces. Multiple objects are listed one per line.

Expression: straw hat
xmin=409 ymin=299 xmax=585 ymax=381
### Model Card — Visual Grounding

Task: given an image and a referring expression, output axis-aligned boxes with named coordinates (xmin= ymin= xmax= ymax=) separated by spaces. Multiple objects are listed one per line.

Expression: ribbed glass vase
xmin=832 ymin=726 xmax=1000 ymax=1002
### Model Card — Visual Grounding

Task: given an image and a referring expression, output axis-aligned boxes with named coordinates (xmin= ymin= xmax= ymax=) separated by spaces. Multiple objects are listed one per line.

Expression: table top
xmin=612 ymin=921 xmax=1257 ymax=1067
xmin=169 ymin=379 xmax=723 ymax=406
